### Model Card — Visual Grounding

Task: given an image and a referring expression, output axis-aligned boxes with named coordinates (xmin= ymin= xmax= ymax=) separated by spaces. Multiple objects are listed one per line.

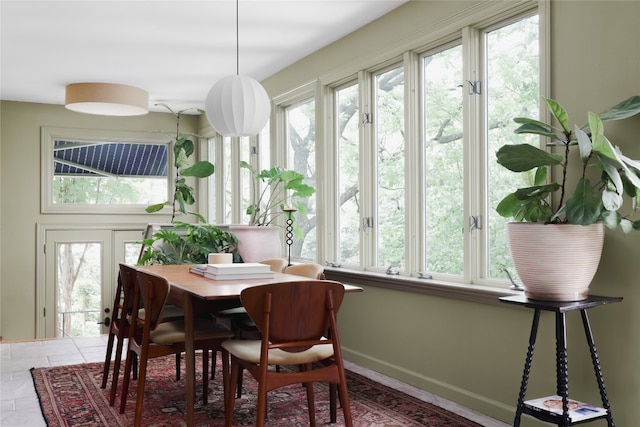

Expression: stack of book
xmin=524 ymin=395 xmax=607 ymax=423
xmin=191 ymin=262 xmax=275 ymax=280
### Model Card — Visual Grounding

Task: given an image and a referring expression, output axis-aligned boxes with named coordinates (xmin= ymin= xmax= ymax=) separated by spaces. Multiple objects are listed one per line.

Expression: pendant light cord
xmin=236 ymin=0 xmax=239 ymax=76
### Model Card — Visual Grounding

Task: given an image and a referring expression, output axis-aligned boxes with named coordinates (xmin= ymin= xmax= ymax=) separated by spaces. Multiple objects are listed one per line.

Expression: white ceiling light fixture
xmin=65 ymin=82 xmax=149 ymax=116
xmin=204 ymin=0 xmax=271 ymax=137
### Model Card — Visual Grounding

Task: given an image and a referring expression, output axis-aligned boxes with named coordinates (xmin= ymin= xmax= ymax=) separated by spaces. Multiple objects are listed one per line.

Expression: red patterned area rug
xmin=31 ymin=355 xmax=483 ymax=427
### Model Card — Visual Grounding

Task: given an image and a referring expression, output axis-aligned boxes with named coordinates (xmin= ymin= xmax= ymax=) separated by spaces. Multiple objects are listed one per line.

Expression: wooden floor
xmin=0 ymin=336 xmax=509 ymax=427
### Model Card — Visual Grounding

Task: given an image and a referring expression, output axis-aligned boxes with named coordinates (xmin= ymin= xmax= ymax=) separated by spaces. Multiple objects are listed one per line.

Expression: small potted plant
xmin=495 ymin=96 xmax=640 ymax=300
xmin=229 ymin=161 xmax=315 ymax=262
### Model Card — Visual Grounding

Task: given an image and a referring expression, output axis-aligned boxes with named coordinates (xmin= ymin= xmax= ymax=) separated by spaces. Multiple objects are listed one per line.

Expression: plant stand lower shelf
xmin=499 ymin=294 xmax=622 ymax=427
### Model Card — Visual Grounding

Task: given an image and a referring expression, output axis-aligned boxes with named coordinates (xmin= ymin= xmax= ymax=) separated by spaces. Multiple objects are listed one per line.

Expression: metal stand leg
xmin=514 ymin=309 xmax=541 ymax=427
xmin=555 ymin=312 xmax=570 ymax=427
xmin=580 ymin=310 xmax=615 ymax=427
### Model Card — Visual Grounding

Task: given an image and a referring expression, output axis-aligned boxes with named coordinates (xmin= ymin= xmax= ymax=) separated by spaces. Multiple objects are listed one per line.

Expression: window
xmin=286 ymin=100 xmax=317 ymax=260
xmin=484 ymin=14 xmax=540 ymax=282
xmin=207 ymin=4 xmax=543 ymax=291
xmin=208 ymin=122 xmax=270 ymax=226
xmin=374 ymin=66 xmax=405 ymax=269
xmin=422 ymin=44 xmax=464 ymax=277
xmin=42 ymin=127 xmax=171 ymax=214
xmin=336 ymin=83 xmax=361 ymax=266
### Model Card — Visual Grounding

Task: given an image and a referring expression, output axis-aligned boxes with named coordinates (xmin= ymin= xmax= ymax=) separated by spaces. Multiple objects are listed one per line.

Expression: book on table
xmin=189 ymin=264 xmax=207 ymax=276
xmin=203 ymin=271 xmax=275 ymax=280
xmin=523 ymin=395 xmax=607 ymax=422
xmin=206 ymin=262 xmax=272 ymax=274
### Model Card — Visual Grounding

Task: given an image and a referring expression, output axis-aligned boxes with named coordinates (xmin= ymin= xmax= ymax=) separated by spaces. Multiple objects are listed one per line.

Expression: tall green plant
xmin=146 ymin=103 xmax=215 ymax=222
xmin=496 ymin=96 xmax=640 ymax=233
xmin=241 ymin=161 xmax=315 ymax=226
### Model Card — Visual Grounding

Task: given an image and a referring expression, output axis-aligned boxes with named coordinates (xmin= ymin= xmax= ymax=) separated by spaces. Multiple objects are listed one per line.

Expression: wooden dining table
xmin=133 ymin=263 xmax=362 ymax=427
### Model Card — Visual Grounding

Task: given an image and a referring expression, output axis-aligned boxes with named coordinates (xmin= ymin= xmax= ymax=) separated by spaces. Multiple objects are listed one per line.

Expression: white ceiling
xmin=0 ymin=0 xmax=407 ymax=113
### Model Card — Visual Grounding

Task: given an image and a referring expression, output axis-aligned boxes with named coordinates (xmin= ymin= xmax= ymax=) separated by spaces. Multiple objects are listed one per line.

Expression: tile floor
xmin=0 ymin=336 xmax=509 ymax=427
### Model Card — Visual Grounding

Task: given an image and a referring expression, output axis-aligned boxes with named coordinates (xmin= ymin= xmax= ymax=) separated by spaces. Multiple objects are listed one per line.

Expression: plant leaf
xmin=544 ymin=98 xmax=570 ymax=133
xmin=597 ymin=96 xmax=640 ymax=122
xmin=496 ymin=144 xmax=563 ymax=172
xmin=513 ymin=122 xmax=558 ymax=139
xmin=565 ymin=178 xmax=602 ymax=225
xmin=145 ymin=202 xmax=168 ymax=213
xmin=533 ymin=166 xmax=547 ymax=186
xmin=602 ymin=188 xmax=623 ymax=211
xmin=574 ymin=125 xmax=592 ymax=164
xmin=601 ymin=210 xmax=621 ymax=230
xmin=181 ymin=161 xmax=215 ymax=178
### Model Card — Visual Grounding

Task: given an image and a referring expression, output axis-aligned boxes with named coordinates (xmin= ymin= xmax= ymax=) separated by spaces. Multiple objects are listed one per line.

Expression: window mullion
xmin=462 ymin=25 xmax=482 ymax=284
xmin=358 ymin=70 xmax=375 ymax=270
xmin=403 ymin=50 xmax=421 ymax=276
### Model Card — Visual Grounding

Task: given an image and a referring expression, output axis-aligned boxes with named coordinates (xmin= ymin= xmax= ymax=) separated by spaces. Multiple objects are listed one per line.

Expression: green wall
xmin=0 ymin=102 xmax=200 ymax=340
xmin=2 ymin=1 xmax=639 ymax=426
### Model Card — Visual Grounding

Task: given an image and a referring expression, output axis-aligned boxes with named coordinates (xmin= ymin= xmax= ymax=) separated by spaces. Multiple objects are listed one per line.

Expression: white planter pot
xmin=506 ymin=222 xmax=604 ymax=301
xmin=229 ymin=225 xmax=282 ymax=263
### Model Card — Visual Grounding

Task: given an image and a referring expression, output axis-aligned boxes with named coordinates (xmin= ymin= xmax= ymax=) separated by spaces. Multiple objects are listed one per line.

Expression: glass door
xmin=43 ymin=228 xmax=144 ymax=338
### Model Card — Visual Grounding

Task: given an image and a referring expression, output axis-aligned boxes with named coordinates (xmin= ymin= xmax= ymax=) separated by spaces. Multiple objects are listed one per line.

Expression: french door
xmin=40 ymin=228 xmax=143 ymax=338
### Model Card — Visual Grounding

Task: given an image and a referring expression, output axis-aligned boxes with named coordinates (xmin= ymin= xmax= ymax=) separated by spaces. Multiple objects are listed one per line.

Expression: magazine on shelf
xmin=206 ymin=262 xmax=272 ymax=274
xmin=524 ymin=395 xmax=607 ymax=422
xmin=203 ymin=271 xmax=275 ymax=280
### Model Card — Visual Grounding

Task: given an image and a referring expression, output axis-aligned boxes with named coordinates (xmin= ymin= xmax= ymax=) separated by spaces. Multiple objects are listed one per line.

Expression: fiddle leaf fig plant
xmin=146 ymin=103 xmax=215 ymax=222
xmin=496 ymin=96 xmax=640 ymax=233
xmin=241 ymin=161 xmax=315 ymax=226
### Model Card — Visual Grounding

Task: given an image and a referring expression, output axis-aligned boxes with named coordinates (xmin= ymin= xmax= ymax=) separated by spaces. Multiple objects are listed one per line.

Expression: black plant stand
xmin=500 ymin=294 xmax=622 ymax=427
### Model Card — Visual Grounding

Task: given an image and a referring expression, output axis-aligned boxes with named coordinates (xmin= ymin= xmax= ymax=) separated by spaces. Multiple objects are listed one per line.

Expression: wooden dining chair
xmin=103 ymin=264 xmax=186 ymax=406
xmin=283 ymin=262 xmax=325 ymax=279
xmin=222 ymin=280 xmax=353 ymax=427
xmin=228 ymin=261 xmax=326 ymax=398
xmin=119 ymin=269 xmax=234 ymax=427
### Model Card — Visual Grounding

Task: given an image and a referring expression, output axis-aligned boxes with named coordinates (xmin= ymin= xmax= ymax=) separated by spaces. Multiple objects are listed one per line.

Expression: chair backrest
xmin=283 ymin=263 xmax=325 ymax=279
xmin=240 ymin=280 xmax=345 ymax=352
xmin=134 ymin=270 xmax=171 ymax=331
xmin=118 ymin=263 xmax=139 ymax=315
xmin=258 ymin=258 xmax=288 ymax=273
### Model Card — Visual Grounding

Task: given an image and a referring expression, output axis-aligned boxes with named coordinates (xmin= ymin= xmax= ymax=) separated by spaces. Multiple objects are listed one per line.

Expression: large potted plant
xmin=145 ymin=103 xmax=215 ymax=222
xmin=496 ymin=96 xmax=640 ymax=301
xmin=229 ymin=161 xmax=315 ymax=262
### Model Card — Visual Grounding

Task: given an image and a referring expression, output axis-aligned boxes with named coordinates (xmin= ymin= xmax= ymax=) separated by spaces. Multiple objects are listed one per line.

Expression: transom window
xmin=42 ymin=127 xmax=171 ymax=214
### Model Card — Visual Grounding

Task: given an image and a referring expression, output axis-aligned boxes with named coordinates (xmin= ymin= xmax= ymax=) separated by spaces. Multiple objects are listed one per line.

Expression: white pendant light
xmin=65 ymin=83 xmax=148 ymax=116
xmin=204 ymin=0 xmax=271 ymax=137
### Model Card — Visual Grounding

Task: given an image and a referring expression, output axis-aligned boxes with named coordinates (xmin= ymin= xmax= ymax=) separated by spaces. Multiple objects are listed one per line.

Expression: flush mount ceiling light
xmin=204 ymin=0 xmax=271 ymax=137
xmin=65 ymin=83 xmax=149 ymax=116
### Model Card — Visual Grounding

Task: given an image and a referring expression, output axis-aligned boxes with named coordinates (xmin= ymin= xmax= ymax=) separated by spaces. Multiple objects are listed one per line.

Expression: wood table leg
xmin=183 ymin=292 xmax=195 ymax=427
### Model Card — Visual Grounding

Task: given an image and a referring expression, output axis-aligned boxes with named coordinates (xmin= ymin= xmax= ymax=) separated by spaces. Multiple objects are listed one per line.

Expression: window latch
xmin=386 ymin=266 xmax=400 ymax=275
xmin=470 ymin=215 xmax=482 ymax=231
xmin=468 ymin=80 xmax=481 ymax=95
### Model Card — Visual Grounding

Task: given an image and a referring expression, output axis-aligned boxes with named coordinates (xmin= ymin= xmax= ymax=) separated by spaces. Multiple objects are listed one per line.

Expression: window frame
xmin=41 ymin=127 xmax=173 ymax=214
xmin=204 ymin=0 xmax=548 ymax=300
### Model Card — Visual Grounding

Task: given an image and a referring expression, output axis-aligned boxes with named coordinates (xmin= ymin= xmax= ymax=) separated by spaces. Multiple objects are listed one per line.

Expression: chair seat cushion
xmin=222 ymin=339 xmax=334 ymax=365
xmin=131 ymin=305 xmax=184 ymax=322
xmin=151 ymin=319 xmax=234 ymax=344
xmin=214 ymin=306 xmax=248 ymax=318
